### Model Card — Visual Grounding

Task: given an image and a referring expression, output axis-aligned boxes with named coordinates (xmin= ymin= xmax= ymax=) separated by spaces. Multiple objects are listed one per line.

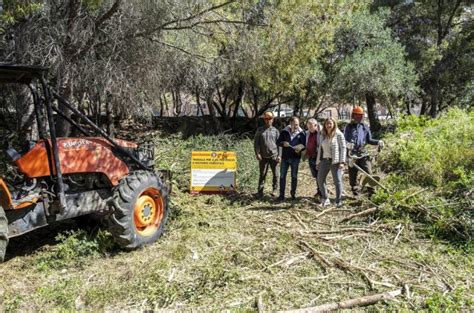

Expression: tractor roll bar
xmin=28 ymin=84 xmax=55 ymax=181
xmin=49 ymin=89 xmax=151 ymax=171
xmin=41 ymin=77 xmax=67 ymax=211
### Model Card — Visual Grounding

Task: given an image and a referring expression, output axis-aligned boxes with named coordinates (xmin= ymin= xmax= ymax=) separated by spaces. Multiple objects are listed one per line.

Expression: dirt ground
xmin=0 ymin=158 xmax=472 ymax=311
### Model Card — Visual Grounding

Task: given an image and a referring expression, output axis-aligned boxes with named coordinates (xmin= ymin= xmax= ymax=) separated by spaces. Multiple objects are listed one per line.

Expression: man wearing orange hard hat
xmin=254 ymin=111 xmax=281 ymax=198
xmin=343 ymin=106 xmax=384 ymax=196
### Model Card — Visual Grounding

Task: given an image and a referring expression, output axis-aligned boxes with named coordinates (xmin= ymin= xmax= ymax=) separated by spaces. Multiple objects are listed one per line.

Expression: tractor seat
xmin=5 ymin=140 xmax=36 ymax=162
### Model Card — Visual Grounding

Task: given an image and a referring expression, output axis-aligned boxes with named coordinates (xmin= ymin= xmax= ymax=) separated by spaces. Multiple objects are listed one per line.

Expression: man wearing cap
xmin=254 ymin=111 xmax=281 ymax=198
xmin=344 ymin=106 xmax=384 ymax=196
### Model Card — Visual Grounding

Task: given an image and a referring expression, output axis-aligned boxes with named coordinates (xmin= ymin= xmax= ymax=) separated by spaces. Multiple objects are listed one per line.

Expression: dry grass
xmin=0 ymin=135 xmax=473 ymax=312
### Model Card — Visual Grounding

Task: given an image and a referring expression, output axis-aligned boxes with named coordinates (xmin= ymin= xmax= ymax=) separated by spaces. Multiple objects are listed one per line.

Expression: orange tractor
xmin=0 ymin=65 xmax=171 ymax=261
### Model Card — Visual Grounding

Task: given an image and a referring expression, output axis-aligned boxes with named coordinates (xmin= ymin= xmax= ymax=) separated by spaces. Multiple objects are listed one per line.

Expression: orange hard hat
xmin=263 ymin=111 xmax=274 ymax=119
xmin=352 ymin=106 xmax=364 ymax=115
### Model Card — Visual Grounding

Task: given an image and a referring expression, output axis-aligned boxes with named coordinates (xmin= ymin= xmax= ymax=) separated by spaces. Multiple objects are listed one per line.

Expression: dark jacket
xmin=343 ymin=122 xmax=379 ymax=151
xmin=277 ymin=126 xmax=306 ymax=160
xmin=254 ymin=126 xmax=280 ymax=159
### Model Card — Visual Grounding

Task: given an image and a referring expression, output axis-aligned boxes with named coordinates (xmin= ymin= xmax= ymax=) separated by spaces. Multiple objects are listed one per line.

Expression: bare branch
xmin=131 ymin=1 xmax=236 ymax=39
xmin=95 ymin=0 xmax=122 ymax=28
xmin=151 ymin=39 xmax=213 ymax=64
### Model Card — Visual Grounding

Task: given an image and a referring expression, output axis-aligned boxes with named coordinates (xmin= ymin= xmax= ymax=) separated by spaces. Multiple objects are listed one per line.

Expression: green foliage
xmin=36 ymin=229 xmax=112 ymax=271
xmin=154 ymin=133 xmax=258 ymax=193
xmin=425 ymin=288 xmax=474 ymax=312
xmin=373 ymin=0 xmax=473 ymax=115
xmin=35 ymin=278 xmax=83 ymax=309
xmin=1 ymin=292 xmax=22 ymax=312
xmin=0 ymin=1 xmax=43 ymax=26
xmin=332 ymin=9 xmax=418 ymax=104
xmin=380 ymin=108 xmax=473 ymax=187
xmin=374 ymin=108 xmax=473 ymax=241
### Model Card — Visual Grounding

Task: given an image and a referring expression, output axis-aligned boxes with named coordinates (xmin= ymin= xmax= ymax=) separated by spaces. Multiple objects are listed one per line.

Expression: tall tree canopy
xmin=0 ymin=0 xmax=472 ymax=138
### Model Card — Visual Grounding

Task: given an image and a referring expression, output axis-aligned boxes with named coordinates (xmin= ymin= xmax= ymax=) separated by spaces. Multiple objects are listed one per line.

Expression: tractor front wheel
xmin=107 ymin=171 xmax=169 ymax=249
xmin=0 ymin=206 xmax=8 ymax=262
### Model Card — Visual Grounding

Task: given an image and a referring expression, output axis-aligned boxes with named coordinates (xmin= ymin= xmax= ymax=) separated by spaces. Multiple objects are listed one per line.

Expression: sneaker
xmin=321 ymin=198 xmax=330 ymax=207
xmin=335 ymin=201 xmax=343 ymax=208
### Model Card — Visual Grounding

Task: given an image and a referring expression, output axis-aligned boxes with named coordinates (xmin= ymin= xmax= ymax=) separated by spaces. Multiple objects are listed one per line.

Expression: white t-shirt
xmin=321 ymin=137 xmax=332 ymax=159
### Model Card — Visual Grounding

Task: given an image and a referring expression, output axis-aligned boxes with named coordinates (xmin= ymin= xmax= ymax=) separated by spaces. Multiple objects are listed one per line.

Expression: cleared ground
xmin=0 ymin=157 xmax=472 ymax=311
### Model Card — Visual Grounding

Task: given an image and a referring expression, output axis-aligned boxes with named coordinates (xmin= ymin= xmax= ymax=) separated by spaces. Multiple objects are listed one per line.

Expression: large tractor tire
xmin=0 ymin=206 xmax=8 ymax=262
xmin=107 ymin=171 xmax=169 ymax=249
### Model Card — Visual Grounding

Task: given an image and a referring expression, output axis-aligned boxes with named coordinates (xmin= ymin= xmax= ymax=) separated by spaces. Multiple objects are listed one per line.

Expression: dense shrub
xmin=380 ymin=108 xmax=473 ymax=187
xmin=374 ymin=108 xmax=473 ymax=242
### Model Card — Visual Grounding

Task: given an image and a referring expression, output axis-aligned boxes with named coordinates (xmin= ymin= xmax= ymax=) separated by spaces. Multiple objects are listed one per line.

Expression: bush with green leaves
xmin=374 ymin=108 xmax=473 ymax=241
xmin=380 ymin=108 xmax=473 ymax=188
xmin=36 ymin=229 xmax=112 ymax=271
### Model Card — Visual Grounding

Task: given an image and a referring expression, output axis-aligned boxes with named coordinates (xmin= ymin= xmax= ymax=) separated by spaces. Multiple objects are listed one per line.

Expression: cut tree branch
xmin=283 ymin=289 xmax=403 ymax=312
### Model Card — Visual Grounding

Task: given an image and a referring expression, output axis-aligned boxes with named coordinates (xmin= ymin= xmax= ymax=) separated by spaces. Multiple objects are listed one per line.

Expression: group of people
xmin=253 ymin=106 xmax=384 ymax=207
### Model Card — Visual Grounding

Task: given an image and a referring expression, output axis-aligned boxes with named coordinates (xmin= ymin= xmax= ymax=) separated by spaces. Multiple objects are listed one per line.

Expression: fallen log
xmin=281 ymin=288 xmax=403 ymax=313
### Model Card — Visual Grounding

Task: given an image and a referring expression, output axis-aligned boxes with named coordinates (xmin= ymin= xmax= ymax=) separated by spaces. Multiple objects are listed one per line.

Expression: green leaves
xmin=332 ymin=9 xmax=418 ymax=104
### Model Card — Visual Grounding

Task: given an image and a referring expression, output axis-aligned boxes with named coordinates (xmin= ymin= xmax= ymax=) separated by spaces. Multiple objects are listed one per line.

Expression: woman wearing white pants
xmin=316 ymin=117 xmax=346 ymax=207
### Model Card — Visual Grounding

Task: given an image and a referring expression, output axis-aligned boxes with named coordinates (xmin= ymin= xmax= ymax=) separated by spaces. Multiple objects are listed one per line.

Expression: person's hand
xmin=294 ymin=144 xmax=304 ymax=153
xmin=283 ymin=141 xmax=290 ymax=148
xmin=256 ymin=153 xmax=262 ymax=161
xmin=339 ymin=163 xmax=345 ymax=169
xmin=378 ymin=140 xmax=385 ymax=149
xmin=346 ymin=142 xmax=354 ymax=150
xmin=316 ymin=163 xmax=320 ymax=170
xmin=276 ymin=156 xmax=281 ymax=163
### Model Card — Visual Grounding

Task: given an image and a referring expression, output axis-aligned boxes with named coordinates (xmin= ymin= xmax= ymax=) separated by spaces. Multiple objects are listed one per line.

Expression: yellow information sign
xmin=191 ymin=151 xmax=236 ymax=193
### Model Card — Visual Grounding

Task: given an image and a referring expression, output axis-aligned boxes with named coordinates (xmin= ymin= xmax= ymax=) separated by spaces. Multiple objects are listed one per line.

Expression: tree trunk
xmin=231 ymin=81 xmax=244 ymax=131
xmin=206 ymin=96 xmax=223 ymax=133
xmin=365 ymin=93 xmax=381 ymax=132
xmin=106 ymin=94 xmax=114 ymax=137
xmin=56 ymin=72 xmax=74 ymax=137
xmin=195 ymin=89 xmax=204 ymax=116
xmin=16 ymin=85 xmax=37 ymax=141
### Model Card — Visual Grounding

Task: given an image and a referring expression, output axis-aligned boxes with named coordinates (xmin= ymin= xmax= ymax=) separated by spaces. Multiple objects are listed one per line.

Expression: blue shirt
xmin=344 ymin=122 xmax=379 ymax=151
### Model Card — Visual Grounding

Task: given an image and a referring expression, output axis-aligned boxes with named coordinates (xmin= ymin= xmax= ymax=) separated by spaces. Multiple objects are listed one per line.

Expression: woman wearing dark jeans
xmin=305 ymin=118 xmax=321 ymax=198
xmin=316 ymin=117 xmax=346 ymax=207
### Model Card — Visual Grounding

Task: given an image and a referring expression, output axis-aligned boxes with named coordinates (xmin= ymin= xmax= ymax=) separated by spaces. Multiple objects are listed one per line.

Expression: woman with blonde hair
xmin=316 ymin=117 xmax=346 ymax=207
